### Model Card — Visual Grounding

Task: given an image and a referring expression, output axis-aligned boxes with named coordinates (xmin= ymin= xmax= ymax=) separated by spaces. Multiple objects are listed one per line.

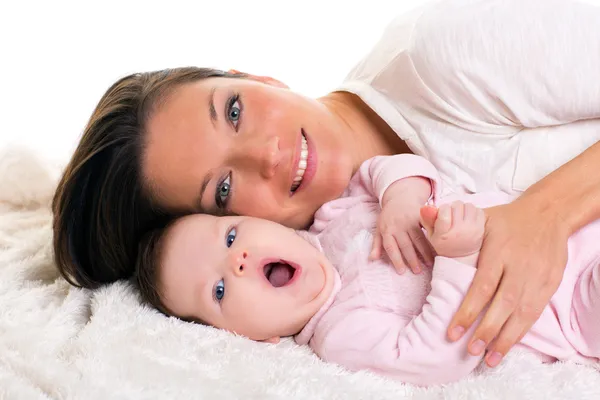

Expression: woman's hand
xmin=447 ymin=194 xmax=570 ymax=368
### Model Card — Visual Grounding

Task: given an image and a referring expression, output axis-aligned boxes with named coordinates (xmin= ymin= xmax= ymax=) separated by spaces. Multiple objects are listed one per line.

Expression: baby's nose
xmin=232 ymin=251 xmax=248 ymax=277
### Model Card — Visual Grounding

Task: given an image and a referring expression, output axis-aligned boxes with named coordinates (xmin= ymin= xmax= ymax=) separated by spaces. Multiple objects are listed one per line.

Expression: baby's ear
xmin=260 ymin=336 xmax=280 ymax=344
xmin=419 ymin=205 xmax=438 ymax=235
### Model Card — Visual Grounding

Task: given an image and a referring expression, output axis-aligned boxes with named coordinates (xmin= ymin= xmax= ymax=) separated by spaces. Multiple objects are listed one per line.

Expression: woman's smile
xmin=289 ymin=129 xmax=317 ymax=196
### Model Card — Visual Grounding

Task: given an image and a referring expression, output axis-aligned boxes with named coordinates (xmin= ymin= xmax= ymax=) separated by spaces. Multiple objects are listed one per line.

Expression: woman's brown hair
xmin=52 ymin=67 xmax=237 ymax=288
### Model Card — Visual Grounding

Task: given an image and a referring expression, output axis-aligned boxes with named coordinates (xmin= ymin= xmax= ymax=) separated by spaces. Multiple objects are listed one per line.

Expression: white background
xmin=0 ymin=0 xmax=430 ymax=164
xmin=2 ymin=0 xmax=599 ymax=165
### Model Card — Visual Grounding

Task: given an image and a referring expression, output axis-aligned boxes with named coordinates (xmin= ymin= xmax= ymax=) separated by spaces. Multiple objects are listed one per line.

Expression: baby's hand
xmin=370 ymin=178 xmax=435 ymax=274
xmin=419 ymin=202 xmax=485 ymax=263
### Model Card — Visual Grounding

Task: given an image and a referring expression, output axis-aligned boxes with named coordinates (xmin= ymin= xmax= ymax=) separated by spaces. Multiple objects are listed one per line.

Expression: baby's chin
xmin=244 ymin=307 xmax=320 ymax=343
xmin=243 ymin=325 xmax=301 ymax=343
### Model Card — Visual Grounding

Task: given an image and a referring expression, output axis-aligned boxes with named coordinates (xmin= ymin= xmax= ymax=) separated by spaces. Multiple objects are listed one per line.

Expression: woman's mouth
xmin=289 ymin=129 xmax=317 ymax=196
xmin=290 ymin=132 xmax=308 ymax=193
xmin=263 ymin=260 xmax=299 ymax=287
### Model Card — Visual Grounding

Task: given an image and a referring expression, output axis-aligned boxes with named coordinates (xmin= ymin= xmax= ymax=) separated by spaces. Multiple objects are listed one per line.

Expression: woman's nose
xmin=234 ymin=136 xmax=281 ymax=179
xmin=231 ymin=251 xmax=249 ymax=277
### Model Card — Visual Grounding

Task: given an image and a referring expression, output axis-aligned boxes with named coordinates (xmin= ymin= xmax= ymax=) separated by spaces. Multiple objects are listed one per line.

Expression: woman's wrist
xmin=516 ymin=182 xmax=574 ymax=236
xmin=517 ymin=141 xmax=600 ymax=236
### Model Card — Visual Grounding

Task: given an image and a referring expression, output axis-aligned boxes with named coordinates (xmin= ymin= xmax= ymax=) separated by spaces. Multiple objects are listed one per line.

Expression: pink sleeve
xmin=317 ymin=256 xmax=483 ymax=386
xmin=357 ymin=155 xmax=442 ymax=204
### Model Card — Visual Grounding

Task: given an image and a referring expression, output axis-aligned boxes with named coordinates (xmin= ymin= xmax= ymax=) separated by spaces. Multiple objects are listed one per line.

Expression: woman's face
xmin=143 ymin=77 xmax=353 ymax=228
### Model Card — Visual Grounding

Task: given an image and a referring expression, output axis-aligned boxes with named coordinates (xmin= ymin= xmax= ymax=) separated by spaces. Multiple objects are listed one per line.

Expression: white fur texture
xmin=0 ymin=145 xmax=598 ymax=400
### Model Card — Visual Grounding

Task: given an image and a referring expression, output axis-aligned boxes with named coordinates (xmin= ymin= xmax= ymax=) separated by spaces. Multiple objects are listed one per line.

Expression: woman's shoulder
xmin=342 ymin=4 xmax=427 ymax=84
xmin=340 ymin=0 xmax=560 ymax=130
xmin=343 ymin=0 xmax=539 ymax=85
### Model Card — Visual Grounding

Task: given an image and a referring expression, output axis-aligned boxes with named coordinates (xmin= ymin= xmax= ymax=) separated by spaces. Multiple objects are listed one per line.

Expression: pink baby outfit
xmin=295 ymin=154 xmax=600 ymax=386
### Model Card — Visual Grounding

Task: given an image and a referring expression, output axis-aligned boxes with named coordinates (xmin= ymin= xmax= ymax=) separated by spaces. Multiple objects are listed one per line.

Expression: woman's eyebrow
xmin=209 ymin=87 xmax=217 ymax=128
xmin=196 ymin=170 xmax=214 ymax=212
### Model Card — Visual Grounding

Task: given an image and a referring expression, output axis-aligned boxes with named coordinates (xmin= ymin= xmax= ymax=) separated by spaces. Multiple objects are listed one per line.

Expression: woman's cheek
xmin=235 ymin=185 xmax=282 ymax=221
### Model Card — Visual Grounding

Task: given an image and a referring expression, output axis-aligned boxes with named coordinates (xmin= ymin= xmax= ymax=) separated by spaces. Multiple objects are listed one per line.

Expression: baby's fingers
xmin=370 ymin=232 xmax=383 ymax=260
xmin=464 ymin=203 xmax=478 ymax=221
xmin=383 ymin=234 xmax=408 ymax=274
xmin=410 ymin=228 xmax=434 ymax=269
xmin=420 ymin=206 xmax=438 ymax=235
xmin=434 ymin=205 xmax=452 ymax=235
xmin=451 ymin=201 xmax=465 ymax=223
xmin=397 ymin=234 xmax=421 ymax=274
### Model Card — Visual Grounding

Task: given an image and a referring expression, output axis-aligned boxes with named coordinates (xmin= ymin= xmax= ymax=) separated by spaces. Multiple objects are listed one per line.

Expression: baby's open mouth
xmin=263 ymin=261 xmax=297 ymax=287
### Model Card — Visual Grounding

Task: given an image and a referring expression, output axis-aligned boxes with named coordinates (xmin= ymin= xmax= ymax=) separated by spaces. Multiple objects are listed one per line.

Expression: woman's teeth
xmin=291 ymin=134 xmax=308 ymax=193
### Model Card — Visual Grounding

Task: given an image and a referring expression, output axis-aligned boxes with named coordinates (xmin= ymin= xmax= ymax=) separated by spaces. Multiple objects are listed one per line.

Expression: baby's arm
xmin=314 ymin=201 xmax=486 ymax=386
xmin=357 ymin=154 xmax=441 ymax=206
xmin=315 ymin=256 xmax=482 ymax=386
xmin=358 ymin=155 xmax=444 ymax=274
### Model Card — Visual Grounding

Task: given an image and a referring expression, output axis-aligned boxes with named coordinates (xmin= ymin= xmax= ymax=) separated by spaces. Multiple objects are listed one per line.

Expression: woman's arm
xmin=450 ymin=139 xmax=600 ymax=367
xmin=403 ymin=0 xmax=600 ymax=366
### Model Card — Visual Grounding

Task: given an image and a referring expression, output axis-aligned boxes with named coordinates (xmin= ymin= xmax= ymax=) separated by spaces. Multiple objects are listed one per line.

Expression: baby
xmin=134 ymin=155 xmax=599 ymax=386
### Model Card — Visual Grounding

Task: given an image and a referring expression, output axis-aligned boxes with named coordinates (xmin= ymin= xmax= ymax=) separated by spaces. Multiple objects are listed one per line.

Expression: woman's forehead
xmin=142 ymin=82 xmax=223 ymax=212
xmin=161 ymin=76 xmax=244 ymax=105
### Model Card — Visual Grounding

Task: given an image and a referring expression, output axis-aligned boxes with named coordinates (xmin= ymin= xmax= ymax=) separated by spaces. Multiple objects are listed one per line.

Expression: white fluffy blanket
xmin=0 ymin=146 xmax=598 ymax=400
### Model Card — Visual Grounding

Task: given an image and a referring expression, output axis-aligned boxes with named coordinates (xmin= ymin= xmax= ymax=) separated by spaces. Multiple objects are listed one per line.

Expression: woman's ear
xmin=228 ymin=69 xmax=289 ymax=89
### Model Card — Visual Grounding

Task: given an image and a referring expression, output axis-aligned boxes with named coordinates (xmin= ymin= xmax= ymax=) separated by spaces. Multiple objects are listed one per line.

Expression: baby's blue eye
xmin=226 ymin=227 xmax=237 ymax=248
xmin=214 ymin=279 xmax=225 ymax=302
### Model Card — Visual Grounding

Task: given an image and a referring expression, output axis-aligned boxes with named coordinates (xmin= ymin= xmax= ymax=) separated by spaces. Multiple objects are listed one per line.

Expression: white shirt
xmin=339 ymin=0 xmax=600 ymax=196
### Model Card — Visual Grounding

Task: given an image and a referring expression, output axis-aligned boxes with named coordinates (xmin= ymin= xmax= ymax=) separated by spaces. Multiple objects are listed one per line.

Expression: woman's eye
xmin=229 ymin=101 xmax=240 ymax=123
xmin=227 ymin=95 xmax=241 ymax=129
xmin=216 ymin=174 xmax=231 ymax=208
xmin=214 ymin=279 xmax=225 ymax=302
xmin=226 ymin=227 xmax=237 ymax=248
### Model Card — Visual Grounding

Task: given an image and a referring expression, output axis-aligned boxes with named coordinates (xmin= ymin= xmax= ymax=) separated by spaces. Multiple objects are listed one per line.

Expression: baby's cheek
xmin=230 ymin=293 xmax=266 ymax=323
xmin=306 ymin=274 xmax=323 ymax=300
xmin=227 ymin=302 xmax=271 ymax=340
xmin=298 ymin=261 xmax=331 ymax=300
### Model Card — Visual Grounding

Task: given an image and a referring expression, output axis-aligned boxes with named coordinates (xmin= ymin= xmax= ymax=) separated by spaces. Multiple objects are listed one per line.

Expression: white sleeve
xmin=408 ymin=0 xmax=600 ymax=128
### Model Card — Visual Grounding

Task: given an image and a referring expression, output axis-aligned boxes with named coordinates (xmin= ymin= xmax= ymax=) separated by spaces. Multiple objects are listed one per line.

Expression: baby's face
xmin=159 ymin=214 xmax=335 ymax=342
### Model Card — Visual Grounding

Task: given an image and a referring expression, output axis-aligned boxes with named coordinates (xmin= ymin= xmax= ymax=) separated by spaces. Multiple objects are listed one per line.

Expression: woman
xmin=53 ymin=0 xmax=600 ymax=369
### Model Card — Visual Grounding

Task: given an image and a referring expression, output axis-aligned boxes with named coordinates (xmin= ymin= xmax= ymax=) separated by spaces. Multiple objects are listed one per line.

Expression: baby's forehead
xmin=170 ymin=214 xmax=215 ymax=235
xmin=162 ymin=215 xmax=216 ymax=255
xmin=157 ymin=216 xmax=217 ymax=319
